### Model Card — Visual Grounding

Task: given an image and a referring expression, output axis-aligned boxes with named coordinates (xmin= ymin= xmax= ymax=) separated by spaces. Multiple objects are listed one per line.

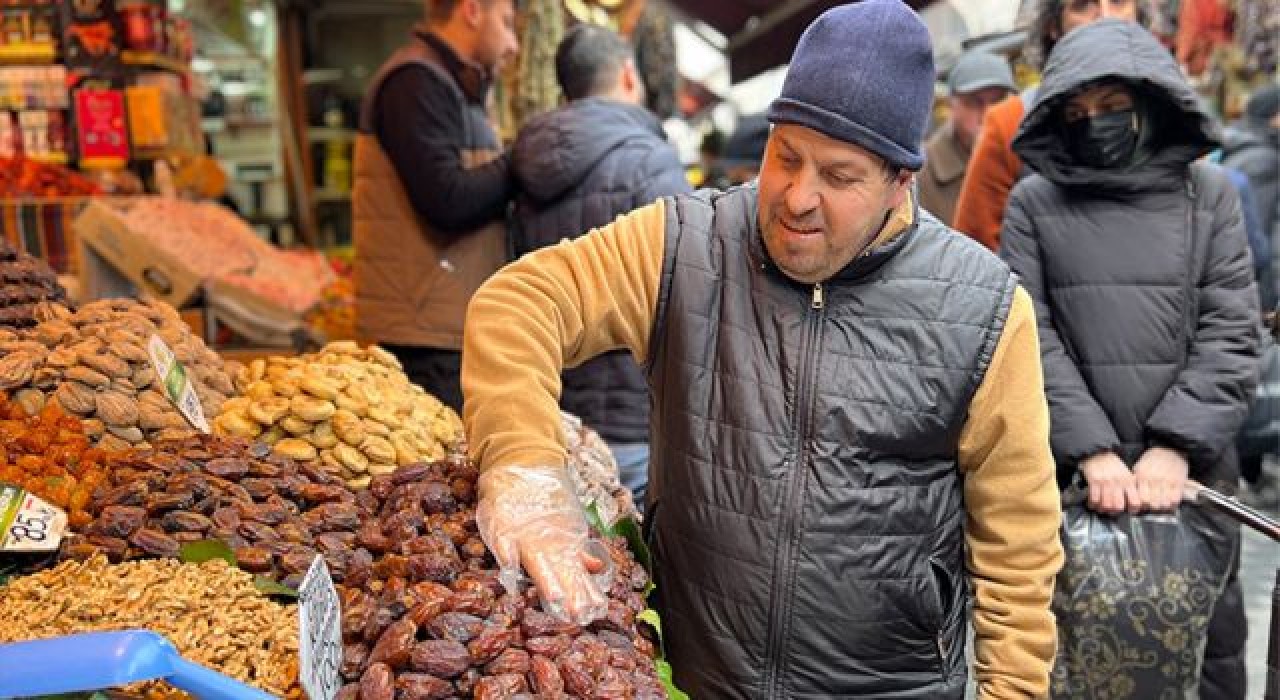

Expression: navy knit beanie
xmin=767 ymin=0 xmax=935 ymax=171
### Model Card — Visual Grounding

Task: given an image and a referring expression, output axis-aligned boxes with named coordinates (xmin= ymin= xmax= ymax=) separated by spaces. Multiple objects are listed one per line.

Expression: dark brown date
xmin=335 ymin=683 xmax=360 ymax=700
xmin=236 ymin=521 xmax=280 ymax=543
xmin=280 ymin=546 xmax=320 ymax=574
xmin=559 ymin=653 xmax=596 ymax=696
xmin=467 ymin=626 xmax=515 ymax=664
xmin=521 ymin=610 xmax=580 ymax=639
xmin=454 ymin=669 xmax=482 ymax=696
xmin=234 ymin=546 xmax=274 ymax=573
xmin=372 ymin=554 xmax=411 ymax=580
xmin=159 ymin=510 xmax=212 ymax=533
xmin=275 ymin=522 xmax=314 ymax=545
xmin=484 ymin=648 xmax=531 ymax=676
xmin=94 ymin=505 xmax=147 ymax=538
xmin=341 ymin=643 xmax=368 ymax=682
xmin=358 ymin=662 xmax=394 ymax=700
xmin=204 ymin=457 xmax=249 ymax=480
xmin=211 ymin=506 xmax=241 ymax=530
xmin=342 ymin=596 xmax=375 ymax=643
xmin=391 ymin=462 xmax=431 ymax=485
xmin=394 ymin=673 xmax=454 ymax=700
xmin=529 ymin=654 xmax=564 ymax=695
xmin=407 ymin=553 xmax=460 ymax=584
xmin=419 ymin=483 xmax=456 ymax=515
xmin=357 ymin=522 xmax=392 ymax=553
xmin=238 ymin=502 xmax=290 ymax=525
xmin=239 ymin=478 xmax=278 ymax=502
xmin=367 ymin=618 xmax=417 ymax=669
xmin=472 ymin=673 xmax=527 ymax=700
xmin=300 ymin=482 xmax=351 ymax=505
xmin=304 ymin=502 xmax=362 ymax=531
xmin=129 ymin=528 xmax=180 ymax=558
xmin=408 ymin=639 xmax=471 ymax=678
xmin=363 ymin=606 xmax=397 ymax=645
xmin=523 ymin=635 xmax=572 ymax=658
xmin=461 ymin=537 xmax=488 ymax=561
xmin=426 ymin=612 xmax=484 ymax=643
xmin=446 ymin=588 xmax=494 ymax=618
xmin=99 ymin=482 xmax=148 ymax=507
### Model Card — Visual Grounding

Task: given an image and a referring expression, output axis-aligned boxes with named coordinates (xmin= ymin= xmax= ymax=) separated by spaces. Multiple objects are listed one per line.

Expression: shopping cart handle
xmin=0 ymin=630 xmax=278 ymax=700
xmin=1184 ymin=480 xmax=1280 ymax=542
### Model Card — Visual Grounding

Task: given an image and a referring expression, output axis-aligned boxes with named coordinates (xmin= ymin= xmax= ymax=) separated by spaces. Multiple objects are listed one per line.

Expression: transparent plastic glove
xmin=475 ymin=464 xmax=612 ymax=625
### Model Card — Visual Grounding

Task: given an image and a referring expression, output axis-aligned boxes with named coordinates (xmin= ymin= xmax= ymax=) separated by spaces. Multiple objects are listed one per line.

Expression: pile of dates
xmin=338 ymin=459 xmax=665 ymax=700
xmin=0 ymin=238 xmax=68 ymax=329
xmin=62 ymin=433 xmax=363 ymax=589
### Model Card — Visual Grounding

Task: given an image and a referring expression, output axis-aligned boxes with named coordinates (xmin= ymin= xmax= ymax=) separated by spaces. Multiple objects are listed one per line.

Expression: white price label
xmin=0 ymin=483 xmax=67 ymax=552
xmin=147 ymin=334 xmax=211 ymax=434
xmin=299 ymin=555 xmax=343 ymax=700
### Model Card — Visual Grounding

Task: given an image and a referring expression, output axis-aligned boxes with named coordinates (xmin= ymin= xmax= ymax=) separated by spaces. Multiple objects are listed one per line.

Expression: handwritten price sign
xmin=0 ymin=484 xmax=67 ymax=553
xmin=299 ymin=555 xmax=342 ymax=700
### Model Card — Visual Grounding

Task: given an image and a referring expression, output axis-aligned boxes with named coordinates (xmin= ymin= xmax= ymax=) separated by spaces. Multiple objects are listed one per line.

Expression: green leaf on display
xmin=178 ymin=539 xmax=236 ymax=566
xmin=655 ymin=659 xmax=691 ymax=700
xmin=637 ymin=607 xmax=663 ymax=639
xmin=252 ymin=575 xmax=299 ymax=599
xmin=584 ymin=500 xmax=611 ymax=536
xmin=612 ymin=514 xmax=651 ymax=575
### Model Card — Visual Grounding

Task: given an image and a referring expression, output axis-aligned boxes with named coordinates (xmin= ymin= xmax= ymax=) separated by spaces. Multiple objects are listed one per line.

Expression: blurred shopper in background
xmin=918 ymin=49 xmax=1017 ymax=226
xmin=510 ymin=23 xmax=689 ymax=510
xmin=1001 ymin=20 xmax=1260 ymax=699
xmin=953 ymin=0 xmax=1144 ymax=250
xmin=354 ymin=0 xmax=518 ymax=411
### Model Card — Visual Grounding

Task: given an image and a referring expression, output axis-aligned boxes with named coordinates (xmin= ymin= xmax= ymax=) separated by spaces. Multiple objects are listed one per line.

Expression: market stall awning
xmin=669 ymin=0 xmax=938 ymax=83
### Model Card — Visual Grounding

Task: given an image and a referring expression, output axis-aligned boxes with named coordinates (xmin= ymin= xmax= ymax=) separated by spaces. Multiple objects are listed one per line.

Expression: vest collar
xmin=415 ymin=28 xmax=492 ymax=105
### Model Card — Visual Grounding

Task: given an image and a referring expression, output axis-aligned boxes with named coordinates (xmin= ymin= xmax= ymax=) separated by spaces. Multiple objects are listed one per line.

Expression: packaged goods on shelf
xmin=0 ymin=556 xmax=300 ymax=698
xmin=0 ymin=297 xmax=232 ymax=450
xmin=216 ymin=341 xmax=463 ymax=490
xmin=0 ymin=235 xmax=69 ymax=328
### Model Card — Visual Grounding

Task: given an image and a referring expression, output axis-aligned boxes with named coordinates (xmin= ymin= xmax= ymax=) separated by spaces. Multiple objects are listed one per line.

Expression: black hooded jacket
xmin=1001 ymin=19 xmax=1260 ymax=487
xmin=512 ymin=97 xmax=689 ymax=442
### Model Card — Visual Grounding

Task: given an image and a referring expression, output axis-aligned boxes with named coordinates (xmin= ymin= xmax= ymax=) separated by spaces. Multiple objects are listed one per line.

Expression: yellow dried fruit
xmin=390 ymin=431 xmax=419 ymax=466
xmin=272 ymin=438 xmax=317 ymax=461
xmin=310 ymin=422 xmax=338 ymax=449
xmin=368 ymin=345 xmax=401 ymax=369
xmin=95 ymin=391 xmax=139 ymax=427
xmin=347 ymin=476 xmax=372 ymax=490
xmin=260 ymin=426 xmax=286 ymax=445
xmin=280 ymin=415 xmax=313 ymax=436
xmin=248 ymin=397 xmax=291 ymax=426
xmin=333 ymin=443 xmax=369 ymax=474
xmin=245 ymin=380 xmax=276 ymax=402
xmin=360 ymin=435 xmax=396 ymax=464
xmin=0 ymin=351 xmax=37 ymax=389
xmin=65 ymin=366 xmax=110 ymax=389
xmin=214 ymin=411 xmax=261 ymax=439
xmin=219 ymin=396 xmax=251 ymax=415
xmin=54 ymin=382 xmax=97 ymax=416
xmin=299 ymin=375 xmax=339 ymax=401
xmin=367 ymin=462 xmax=398 ymax=477
xmin=366 ymin=405 xmax=402 ymax=430
xmin=334 ymin=393 xmax=368 ymax=417
xmin=290 ymin=395 xmax=335 ymax=423
xmin=331 ymin=409 xmax=365 ymax=446
xmin=247 ymin=358 xmax=267 ymax=383
xmin=362 ymin=419 xmax=391 ymax=439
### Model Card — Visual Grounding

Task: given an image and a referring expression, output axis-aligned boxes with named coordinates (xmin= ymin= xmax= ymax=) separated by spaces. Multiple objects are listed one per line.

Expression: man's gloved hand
xmin=475 ymin=464 xmax=611 ymax=625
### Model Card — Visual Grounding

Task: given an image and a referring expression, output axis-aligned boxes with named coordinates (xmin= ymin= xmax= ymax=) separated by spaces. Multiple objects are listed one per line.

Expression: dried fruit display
xmin=0 ymin=298 xmax=232 ymax=450
xmin=0 ymin=393 xmax=108 ymax=528
xmin=0 ymin=156 xmax=102 ymax=197
xmin=562 ymin=411 xmax=639 ymax=525
xmin=0 ymin=237 xmax=69 ymax=330
xmin=62 ymin=433 xmax=360 ymax=589
xmin=0 ymin=555 xmax=300 ymax=697
xmin=332 ymin=459 xmax=665 ymax=699
xmin=215 ymin=341 xmax=462 ymax=489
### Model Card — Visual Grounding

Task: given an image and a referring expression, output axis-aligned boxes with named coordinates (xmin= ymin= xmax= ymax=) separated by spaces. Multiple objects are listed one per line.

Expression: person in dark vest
xmin=462 ymin=2 xmax=1064 ymax=698
xmin=511 ymin=23 xmax=690 ymax=510
xmin=1001 ymin=20 xmax=1260 ymax=700
xmin=353 ymin=0 xmax=518 ymax=411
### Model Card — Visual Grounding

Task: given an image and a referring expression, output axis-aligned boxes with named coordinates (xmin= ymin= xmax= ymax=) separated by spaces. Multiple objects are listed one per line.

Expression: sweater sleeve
xmin=953 ymin=96 xmax=1023 ymax=251
xmin=374 ymin=65 xmax=514 ymax=235
xmin=958 ymin=286 xmax=1064 ymax=700
xmin=462 ymin=200 xmax=667 ymax=471
xmin=1145 ymin=170 xmax=1261 ymax=472
xmin=1001 ymin=189 xmax=1123 ymax=467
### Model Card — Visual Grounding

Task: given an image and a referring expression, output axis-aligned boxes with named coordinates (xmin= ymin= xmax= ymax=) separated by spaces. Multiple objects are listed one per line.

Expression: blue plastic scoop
xmin=0 ymin=630 xmax=278 ymax=700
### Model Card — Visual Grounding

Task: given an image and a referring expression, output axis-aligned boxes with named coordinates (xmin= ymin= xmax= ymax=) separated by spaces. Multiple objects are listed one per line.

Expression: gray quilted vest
xmin=647 ymin=186 xmax=1017 ymax=698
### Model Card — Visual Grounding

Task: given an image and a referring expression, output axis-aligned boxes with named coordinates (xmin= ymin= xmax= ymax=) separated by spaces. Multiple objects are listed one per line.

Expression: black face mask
xmin=1066 ymin=109 xmax=1139 ymax=169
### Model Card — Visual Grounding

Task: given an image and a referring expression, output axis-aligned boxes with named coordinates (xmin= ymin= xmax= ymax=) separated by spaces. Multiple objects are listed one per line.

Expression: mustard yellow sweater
xmin=462 ymin=197 xmax=1063 ymax=699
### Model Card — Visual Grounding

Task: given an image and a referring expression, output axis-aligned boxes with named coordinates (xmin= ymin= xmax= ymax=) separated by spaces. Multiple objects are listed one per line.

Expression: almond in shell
xmin=65 ymin=366 xmax=110 ymax=389
xmin=45 ymin=346 xmax=78 ymax=368
xmin=31 ymin=367 xmax=61 ymax=389
xmin=54 ymin=381 xmax=97 ymax=416
xmin=96 ymin=391 xmax=139 ymax=427
xmin=107 ymin=424 xmax=144 ymax=444
xmin=80 ymin=351 xmax=131 ymax=379
xmin=12 ymin=388 xmax=44 ymax=415
xmin=0 ymin=351 xmax=37 ymax=390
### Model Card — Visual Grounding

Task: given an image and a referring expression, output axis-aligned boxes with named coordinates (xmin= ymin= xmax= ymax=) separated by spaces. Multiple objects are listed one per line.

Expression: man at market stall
xmin=461 ymin=2 xmax=1064 ymax=698
xmin=510 ymin=23 xmax=690 ymax=512
xmin=353 ymin=0 xmax=518 ymax=412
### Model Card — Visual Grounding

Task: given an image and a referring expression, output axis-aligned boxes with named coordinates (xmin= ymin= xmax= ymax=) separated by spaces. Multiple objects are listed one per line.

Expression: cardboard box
xmin=203 ymin=276 xmax=311 ymax=349
xmin=74 ymin=198 xmax=203 ymax=307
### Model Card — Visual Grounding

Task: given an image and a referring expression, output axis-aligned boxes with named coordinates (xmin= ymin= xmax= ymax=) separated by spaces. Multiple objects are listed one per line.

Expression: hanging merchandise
xmin=61 ymin=0 xmax=123 ymax=72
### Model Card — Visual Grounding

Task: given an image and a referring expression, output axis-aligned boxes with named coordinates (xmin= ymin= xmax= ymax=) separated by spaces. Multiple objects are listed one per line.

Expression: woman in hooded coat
xmin=1000 ymin=19 xmax=1260 ymax=700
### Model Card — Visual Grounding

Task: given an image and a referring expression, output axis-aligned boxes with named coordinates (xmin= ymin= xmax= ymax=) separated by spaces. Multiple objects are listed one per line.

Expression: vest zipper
xmin=763 ymin=282 xmax=826 ymax=696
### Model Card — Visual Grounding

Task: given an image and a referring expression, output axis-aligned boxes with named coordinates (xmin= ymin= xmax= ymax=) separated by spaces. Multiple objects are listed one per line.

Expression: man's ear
xmin=621 ymin=59 xmax=642 ymax=101
xmin=887 ymin=169 xmax=914 ymax=210
xmin=462 ymin=0 xmax=483 ymax=28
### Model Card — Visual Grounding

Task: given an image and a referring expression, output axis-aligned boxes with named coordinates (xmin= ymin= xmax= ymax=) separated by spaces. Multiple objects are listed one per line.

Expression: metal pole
xmin=1267 ymin=568 xmax=1280 ymax=700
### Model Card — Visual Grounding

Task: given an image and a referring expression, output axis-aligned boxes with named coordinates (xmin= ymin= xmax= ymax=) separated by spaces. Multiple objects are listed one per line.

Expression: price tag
xmin=0 ymin=483 xmax=67 ymax=553
xmin=298 ymin=555 xmax=342 ymax=700
xmin=147 ymin=334 xmax=210 ymax=434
